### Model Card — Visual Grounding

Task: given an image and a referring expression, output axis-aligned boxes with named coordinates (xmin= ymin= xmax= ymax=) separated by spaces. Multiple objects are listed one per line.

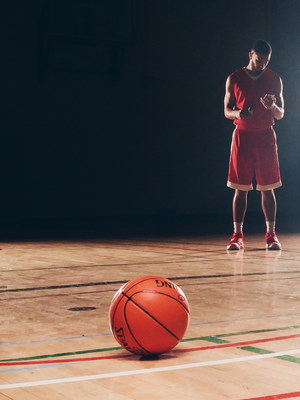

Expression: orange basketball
xmin=109 ymin=275 xmax=190 ymax=355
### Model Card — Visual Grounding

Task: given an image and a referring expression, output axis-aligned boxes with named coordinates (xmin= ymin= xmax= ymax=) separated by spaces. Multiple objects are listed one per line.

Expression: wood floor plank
xmin=1 ymin=233 xmax=300 ymax=399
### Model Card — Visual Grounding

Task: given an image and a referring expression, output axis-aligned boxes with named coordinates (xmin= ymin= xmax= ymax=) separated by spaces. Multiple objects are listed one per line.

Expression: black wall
xmin=1 ymin=1 xmax=300 ymax=232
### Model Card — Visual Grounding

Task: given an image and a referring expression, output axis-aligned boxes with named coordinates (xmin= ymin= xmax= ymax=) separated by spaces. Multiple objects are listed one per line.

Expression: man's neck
xmin=245 ymin=66 xmax=265 ymax=77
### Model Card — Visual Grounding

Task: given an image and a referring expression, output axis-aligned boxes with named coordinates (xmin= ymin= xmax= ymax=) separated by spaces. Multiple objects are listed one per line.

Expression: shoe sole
xmin=266 ymin=243 xmax=281 ymax=250
xmin=227 ymin=243 xmax=243 ymax=250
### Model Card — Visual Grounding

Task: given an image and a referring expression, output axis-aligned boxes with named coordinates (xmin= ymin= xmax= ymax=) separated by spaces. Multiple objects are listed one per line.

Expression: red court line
xmin=1 ymin=333 xmax=299 ymax=367
xmin=179 ymin=333 xmax=300 ymax=353
xmin=241 ymin=390 xmax=300 ymax=399
xmin=0 ymin=354 xmax=131 ymax=366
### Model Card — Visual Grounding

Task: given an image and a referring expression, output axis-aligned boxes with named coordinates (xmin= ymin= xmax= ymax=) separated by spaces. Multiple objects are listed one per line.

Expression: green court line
xmin=0 ymin=335 xmax=230 ymax=363
xmin=1 ymin=325 xmax=299 ymax=364
xmin=181 ymin=336 xmax=229 ymax=344
xmin=214 ymin=325 xmax=300 ymax=338
xmin=182 ymin=325 xmax=300 ymax=345
xmin=0 ymin=347 xmax=122 ymax=363
xmin=240 ymin=346 xmax=300 ymax=364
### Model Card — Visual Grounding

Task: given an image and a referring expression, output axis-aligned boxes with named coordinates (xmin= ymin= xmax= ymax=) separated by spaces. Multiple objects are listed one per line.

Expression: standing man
xmin=224 ymin=39 xmax=284 ymax=250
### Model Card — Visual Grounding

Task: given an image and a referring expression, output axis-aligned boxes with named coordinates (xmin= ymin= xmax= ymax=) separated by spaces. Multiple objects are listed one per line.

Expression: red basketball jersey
xmin=230 ymin=67 xmax=279 ymax=129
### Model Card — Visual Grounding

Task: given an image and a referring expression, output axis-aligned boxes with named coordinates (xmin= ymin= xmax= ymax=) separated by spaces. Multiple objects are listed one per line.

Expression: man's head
xmin=249 ymin=39 xmax=272 ymax=71
xmin=252 ymin=39 xmax=272 ymax=56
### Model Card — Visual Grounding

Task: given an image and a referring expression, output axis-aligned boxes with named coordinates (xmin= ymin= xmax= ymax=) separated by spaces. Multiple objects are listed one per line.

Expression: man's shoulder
xmin=265 ymin=68 xmax=281 ymax=80
xmin=228 ymin=67 xmax=245 ymax=81
xmin=228 ymin=68 xmax=245 ymax=85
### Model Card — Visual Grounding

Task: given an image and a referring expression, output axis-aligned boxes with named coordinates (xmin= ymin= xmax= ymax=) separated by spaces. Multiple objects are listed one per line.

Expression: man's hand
xmin=238 ymin=106 xmax=254 ymax=120
xmin=260 ymin=94 xmax=276 ymax=110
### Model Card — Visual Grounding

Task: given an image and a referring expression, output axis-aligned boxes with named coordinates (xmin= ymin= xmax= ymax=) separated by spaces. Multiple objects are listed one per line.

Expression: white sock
xmin=266 ymin=221 xmax=275 ymax=233
xmin=234 ymin=222 xmax=243 ymax=234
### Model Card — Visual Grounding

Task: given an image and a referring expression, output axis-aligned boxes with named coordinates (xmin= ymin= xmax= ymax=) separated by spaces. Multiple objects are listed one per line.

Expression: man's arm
xmin=260 ymin=76 xmax=284 ymax=120
xmin=224 ymin=75 xmax=239 ymax=120
xmin=224 ymin=75 xmax=254 ymax=120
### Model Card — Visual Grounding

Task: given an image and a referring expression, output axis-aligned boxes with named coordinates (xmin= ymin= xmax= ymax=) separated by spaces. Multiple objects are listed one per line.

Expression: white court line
xmin=0 ymin=349 xmax=300 ymax=390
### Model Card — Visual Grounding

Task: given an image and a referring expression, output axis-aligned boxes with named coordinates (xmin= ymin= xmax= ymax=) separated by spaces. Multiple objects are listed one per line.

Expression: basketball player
xmin=224 ymin=39 xmax=284 ymax=250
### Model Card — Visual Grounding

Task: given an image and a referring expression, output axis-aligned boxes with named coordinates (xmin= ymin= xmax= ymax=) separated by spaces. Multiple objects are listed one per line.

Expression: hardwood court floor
xmin=0 ymin=233 xmax=300 ymax=399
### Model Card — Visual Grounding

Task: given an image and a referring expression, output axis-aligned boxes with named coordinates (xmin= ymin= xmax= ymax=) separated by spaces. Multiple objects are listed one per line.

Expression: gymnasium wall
xmin=1 ymin=1 xmax=299 ymax=232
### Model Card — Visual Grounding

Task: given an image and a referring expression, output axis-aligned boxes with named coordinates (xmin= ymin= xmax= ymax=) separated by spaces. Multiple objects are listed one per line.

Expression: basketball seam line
xmin=122 ymin=292 xmax=181 ymax=342
xmin=123 ymin=298 xmax=152 ymax=354
xmin=129 ymin=289 xmax=189 ymax=312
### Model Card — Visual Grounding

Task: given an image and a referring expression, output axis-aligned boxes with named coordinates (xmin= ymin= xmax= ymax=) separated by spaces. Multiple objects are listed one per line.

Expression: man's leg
xmin=227 ymin=189 xmax=248 ymax=250
xmin=261 ymin=189 xmax=276 ymax=223
xmin=233 ymin=189 xmax=248 ymax=227
xmin=261 ymin=189 xmax=281 ymax=250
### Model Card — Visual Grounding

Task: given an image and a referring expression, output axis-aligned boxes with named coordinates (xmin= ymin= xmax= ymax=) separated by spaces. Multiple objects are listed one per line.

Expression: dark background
xmin=1 ymin=0 xmax=300 ymax=238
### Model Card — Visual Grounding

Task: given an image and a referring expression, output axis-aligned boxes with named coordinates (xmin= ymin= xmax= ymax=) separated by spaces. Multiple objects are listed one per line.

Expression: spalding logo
xmin=155 ymin=279 xmax=187 ymax=302
xmin=114 ymin=327 xmax=144 ymax=354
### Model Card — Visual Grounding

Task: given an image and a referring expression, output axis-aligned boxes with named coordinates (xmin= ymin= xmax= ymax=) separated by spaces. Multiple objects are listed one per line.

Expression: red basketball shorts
xmin=227 ymin=127 xmax=282 ymax=191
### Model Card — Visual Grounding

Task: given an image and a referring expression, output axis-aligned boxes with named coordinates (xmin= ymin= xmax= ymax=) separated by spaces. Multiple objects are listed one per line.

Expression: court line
xmin=1 ymin=328 xmax=300 ymax=374
xmin=2 ymin=319 xmax=300 ymax=347
xmin=1 ymin=270 xmax=300 ymax=293
xmin=0 ymin=289 xmax=117 ymax=302
xmin=179 ymin=333 xmax=300 ymax=354
xmin=0 ymin=362 xmax=79 ymax=374
xmin=0 ymin=333 xmax=111 ymax=347
xmin=211 ymin=325 xmax=300 ymax=339
xmin=191 ymin=311 xmax=300 ymax=326
xmin=2 ymin=276 xmax=300 ymax=303
xmin=240 ymin=346 xmax=300 ymax=364
xmin=0 ymin=349 xmax=299 ymax=390
xmin=240 ymin=390 xmax=300 ymax=400
xmin=0 ymin=353 xmax=130 ymax=366
xmin=1 ymin=333 xmax=299 ymax=365
xmin=0 ymin=259 xmax=203 ymax=273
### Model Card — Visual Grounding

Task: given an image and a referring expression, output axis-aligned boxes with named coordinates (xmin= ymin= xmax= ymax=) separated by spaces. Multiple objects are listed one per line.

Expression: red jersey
xmin=230 ymin=67 xmax=280 ymax=129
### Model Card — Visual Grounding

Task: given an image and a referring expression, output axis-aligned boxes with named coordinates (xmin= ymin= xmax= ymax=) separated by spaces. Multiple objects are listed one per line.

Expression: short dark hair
xmin=251 ymin=39 xmax=272 ymax=56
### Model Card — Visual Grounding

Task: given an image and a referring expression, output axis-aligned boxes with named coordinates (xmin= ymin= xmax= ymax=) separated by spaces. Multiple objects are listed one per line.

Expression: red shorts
xmin=227 ymin=127 xmax=282 ymax=191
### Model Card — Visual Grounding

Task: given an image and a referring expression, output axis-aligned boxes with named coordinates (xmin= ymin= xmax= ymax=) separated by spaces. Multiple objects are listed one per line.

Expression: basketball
xmin=109 ymin=275 xmax=190 ymax=355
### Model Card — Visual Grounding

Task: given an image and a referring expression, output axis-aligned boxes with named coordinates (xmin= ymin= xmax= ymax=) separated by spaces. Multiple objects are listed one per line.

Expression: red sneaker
xmin=227 ymin=232 xmax=244 ymax=250
xmin=265 ymin=232 xmax=281 ymax=250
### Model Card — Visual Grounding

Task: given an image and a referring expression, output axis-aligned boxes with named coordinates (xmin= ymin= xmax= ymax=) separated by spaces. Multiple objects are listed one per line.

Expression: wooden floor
xmin=1 ymin=232 xmax=300 ymax=399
